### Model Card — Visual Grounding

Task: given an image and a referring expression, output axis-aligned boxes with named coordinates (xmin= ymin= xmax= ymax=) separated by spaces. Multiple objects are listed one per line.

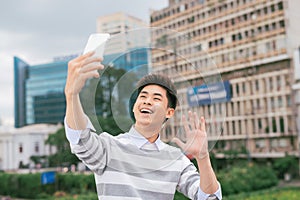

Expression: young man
xmin=64 ymin=52 xmax=222 ymax=200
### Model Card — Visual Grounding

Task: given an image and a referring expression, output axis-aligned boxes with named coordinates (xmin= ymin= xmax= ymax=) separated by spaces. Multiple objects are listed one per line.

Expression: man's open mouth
xmin=140 ymin=108 xmax=153 ymax=114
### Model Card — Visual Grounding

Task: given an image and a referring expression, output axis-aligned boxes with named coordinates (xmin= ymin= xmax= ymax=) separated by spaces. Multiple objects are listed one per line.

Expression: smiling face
xmin=132 ymin=84 xmax=175 ymax=134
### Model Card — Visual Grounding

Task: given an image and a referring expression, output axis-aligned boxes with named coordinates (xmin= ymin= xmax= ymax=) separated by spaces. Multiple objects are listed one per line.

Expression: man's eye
xmin=154 ymin=98 xmax=161 ymax=101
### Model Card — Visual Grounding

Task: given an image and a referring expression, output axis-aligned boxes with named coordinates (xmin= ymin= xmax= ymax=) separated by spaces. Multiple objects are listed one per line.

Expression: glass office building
xmin=14 ymin=56 xmax=69 ymax=128
xmin=14 ymin=47 xmax=149 ymax=128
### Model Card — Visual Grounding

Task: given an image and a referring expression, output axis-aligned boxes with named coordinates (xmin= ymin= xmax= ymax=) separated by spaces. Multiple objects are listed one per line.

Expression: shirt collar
xmin=128 ymin=126 xmax=165 ymax=151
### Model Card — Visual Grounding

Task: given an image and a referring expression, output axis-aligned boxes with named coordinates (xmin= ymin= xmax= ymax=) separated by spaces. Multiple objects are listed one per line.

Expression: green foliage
xmin=224 ymin=187 xmax=300 ymax=200
xmin=273 ymin=155 xmax=299 ymax=179
xmin=0 ymin=172 xmax=95 ymax=199
xmin=218 ymin=163 xmax=278 ymax=196
xmin=45 ymin=127 xmax=79 ymax=167
xmin=57 ymin=173 xmax=96 ymax=195
xmin=174 ymin=191 xmax=189 ymax=200
xmin=0 ymin=173 xmax=43 ymax=199
xmin=80 ymin=66 xmax=138 ymax=134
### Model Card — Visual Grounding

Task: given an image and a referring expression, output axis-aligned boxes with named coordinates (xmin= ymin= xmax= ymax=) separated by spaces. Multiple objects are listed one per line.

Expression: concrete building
xmin=150 ymin=0 xmax=300 ymax=159
xmin=97 ymin=12 xmax=148 ymax=55
xmin=96 ymin=12 xmax=150 ymax=76
xmin=293 ymin=48 xmax=300 ymax=168
xmin=0 ymin=123 xmax=61 ymax=171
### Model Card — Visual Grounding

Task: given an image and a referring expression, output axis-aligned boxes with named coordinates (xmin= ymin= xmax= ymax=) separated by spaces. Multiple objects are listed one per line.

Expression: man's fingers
xmin=172 ymin=137 xmax=185 ymax=150
xmin=188 ymin=111 xmax=195 ymax=131
xmin=182 ymin=115 xmax=191 ymax=137
xmin=200 ymin=116 xmax=206 ymax=132
xmin=193 ymin=112 xmax=200 ymax=130
xmin=82 ymin=56 xmax=103 ymax=66
xmin=73 ymin=51 xmax=95 ymax=62
xmin=82 ymin=70 xmax=100 ymax=80
xmin=80 ymin=62 xmax=104 ymax=73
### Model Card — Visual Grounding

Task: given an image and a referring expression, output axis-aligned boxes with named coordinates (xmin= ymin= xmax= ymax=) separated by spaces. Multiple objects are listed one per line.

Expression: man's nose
xmin=143 ymin=97 xmax=152 ymax=105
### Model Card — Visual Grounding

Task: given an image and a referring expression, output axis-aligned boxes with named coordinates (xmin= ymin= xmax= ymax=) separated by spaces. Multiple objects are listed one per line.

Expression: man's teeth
xmin=140 ymin=109 xmax=153 ymax=114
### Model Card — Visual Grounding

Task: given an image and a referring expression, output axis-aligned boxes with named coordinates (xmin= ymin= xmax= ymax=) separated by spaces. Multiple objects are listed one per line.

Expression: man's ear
xmin=166 ymin=108 xmax=175 ymax=119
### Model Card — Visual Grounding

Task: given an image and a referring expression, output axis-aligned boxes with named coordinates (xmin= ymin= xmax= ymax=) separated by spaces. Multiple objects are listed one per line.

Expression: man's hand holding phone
xmin=83 ymin=33 xmax=110 ymax=58
xmin=65 ymin=33 xmax=110 ymax=96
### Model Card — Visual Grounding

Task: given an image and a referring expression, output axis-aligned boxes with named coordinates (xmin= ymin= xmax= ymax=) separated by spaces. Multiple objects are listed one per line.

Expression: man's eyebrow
xmin=140 ymin=91 xmax=148 ymax=95
xmin=153 ymin=93 xmax=163 ymax=97
xmin=140 ymin=90 xmax=163 ymax=97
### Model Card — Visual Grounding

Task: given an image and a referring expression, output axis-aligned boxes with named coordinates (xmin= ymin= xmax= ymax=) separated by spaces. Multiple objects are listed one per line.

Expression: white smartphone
xmin=83 ymin=33 xmax=110 ymax=58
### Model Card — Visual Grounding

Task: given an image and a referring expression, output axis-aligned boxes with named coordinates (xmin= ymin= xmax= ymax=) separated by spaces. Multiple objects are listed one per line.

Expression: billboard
xmin=187 ymin=80 xmax=231 ymax=107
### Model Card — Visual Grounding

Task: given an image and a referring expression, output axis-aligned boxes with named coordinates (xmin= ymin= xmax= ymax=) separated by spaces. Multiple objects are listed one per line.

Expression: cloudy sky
xmin=0 ymin=0 xmax=168 ymax=125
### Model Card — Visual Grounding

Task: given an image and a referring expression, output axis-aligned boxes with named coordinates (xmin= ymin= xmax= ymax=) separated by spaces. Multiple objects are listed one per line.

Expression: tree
xmin=80 ymin=66 xmax=139 ymax=134
xmin=45 ymin=127 xmax=79 ymax=167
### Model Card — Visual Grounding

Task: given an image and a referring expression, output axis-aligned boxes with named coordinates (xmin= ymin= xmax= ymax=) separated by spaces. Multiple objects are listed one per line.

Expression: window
xmin=34 ymin=142 xmax=39 ymax=153
xmin=258 ymin=118 xmax=262 ymax=129
xmin=278 ymin=2 xmax=283 ymax=10
xmin=278 ymin=96 xmax=283 ymax=107
xmin=279 ymin=20 xmax=285 ymax=28
xmin=264 ymin=7 xmax=268 ymax=15
xmin=238 ymin=33 xmax=242 ymax=40
xmin=287 ymin=95 xmax=291 ymax=106
xmin=265 ymin=24 xmax=269 ymax=31
xmin=272 ymin=22 xmax=277 ymax=30
xmin=255 ymin=80 xmax=259 ymax=91
xmin=19 ymin=143 xmax=23 ymax=153
xmin=232 ymin=34 xmax=236 ymax=41
xmin=271 ymin=5 xmax=275 ymax=12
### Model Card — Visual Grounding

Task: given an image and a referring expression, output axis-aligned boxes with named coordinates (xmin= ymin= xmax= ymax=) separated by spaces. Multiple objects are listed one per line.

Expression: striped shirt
xmin=65 ymin=119 xmax=222 ymax=200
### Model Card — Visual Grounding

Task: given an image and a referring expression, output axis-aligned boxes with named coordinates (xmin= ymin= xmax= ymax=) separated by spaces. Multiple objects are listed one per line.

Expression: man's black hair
xmin=129 ymin=73 xmax=178 ymax=122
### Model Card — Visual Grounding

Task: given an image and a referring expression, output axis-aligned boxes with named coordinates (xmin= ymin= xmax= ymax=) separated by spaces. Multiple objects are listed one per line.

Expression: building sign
xmin=187 ymin=80 xmax=231 ymax=106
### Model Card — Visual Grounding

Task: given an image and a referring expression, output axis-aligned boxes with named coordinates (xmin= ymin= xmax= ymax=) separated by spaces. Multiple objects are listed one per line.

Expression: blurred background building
xmin=0 ymin=123 xmax=60 ymax=170
xmin=5 ymin=12 xmax=150 ymax=170
xmin=150 ymin=0 xmax=300 ymax=159
xmin=14 ymin=56 xmax=72 ymax=128
xmin=97 ymin=12 xmax=150 ymax=77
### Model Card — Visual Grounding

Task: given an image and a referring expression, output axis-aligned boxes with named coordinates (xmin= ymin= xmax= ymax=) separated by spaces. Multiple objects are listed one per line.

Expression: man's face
xmin=133 ymin=84 xmax=175 ymax=129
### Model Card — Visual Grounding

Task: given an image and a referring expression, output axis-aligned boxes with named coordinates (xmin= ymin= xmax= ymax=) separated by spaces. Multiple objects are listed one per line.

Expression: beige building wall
xmin=96 ymin=12 xmax=148 ymax=55
xmin=150 ymin=0 xmax=299 ymax=159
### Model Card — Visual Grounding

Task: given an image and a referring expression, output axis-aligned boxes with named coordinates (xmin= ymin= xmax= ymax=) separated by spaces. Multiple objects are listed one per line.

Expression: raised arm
xmin=173 ymin=111 xmax=221 ymax=198
xmin=64 ymin=52 xmax=104 ymax=130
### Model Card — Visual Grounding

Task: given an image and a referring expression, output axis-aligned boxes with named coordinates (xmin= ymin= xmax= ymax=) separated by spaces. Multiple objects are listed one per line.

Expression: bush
xmin=218 ymin=163 xmax=278 ymax=196
xmin=0 ymin=172 xmax=96 ymax=199
xmin=273 ymin=155 xmax=299 ymax=179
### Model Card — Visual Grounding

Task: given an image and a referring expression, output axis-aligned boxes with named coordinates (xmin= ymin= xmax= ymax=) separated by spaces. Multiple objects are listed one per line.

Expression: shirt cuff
xmin=64 ymin=116 xmax=94 ymax=145
xmin=197 ymin=181 xmax=222 ymax=200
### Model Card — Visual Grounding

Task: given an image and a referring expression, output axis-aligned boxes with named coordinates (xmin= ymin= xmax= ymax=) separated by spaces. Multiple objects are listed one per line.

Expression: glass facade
xmin=14 ymin=57 xmax=68 ymax=127
xmin=103 ymin=47 xmax=149 ymax=78
xmin=14 ymin=47 xmax=149 ymax=128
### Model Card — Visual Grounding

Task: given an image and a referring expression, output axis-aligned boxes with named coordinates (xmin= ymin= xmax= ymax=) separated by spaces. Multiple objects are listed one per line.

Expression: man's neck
xmin=134 ymin=124 xmax=161 ymax=143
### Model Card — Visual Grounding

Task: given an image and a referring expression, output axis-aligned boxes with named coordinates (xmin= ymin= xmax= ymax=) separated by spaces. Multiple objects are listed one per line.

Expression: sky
xmin=0 ymin=0 xmax=168 ymax=126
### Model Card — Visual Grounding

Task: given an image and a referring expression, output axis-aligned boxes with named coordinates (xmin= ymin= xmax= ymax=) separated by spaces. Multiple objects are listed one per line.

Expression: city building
xmin=0 ymin=123 xmax=61 ymax=171
xmin=14 ymin=12 xmax=150 ymax=129
xmin=14 ymin=56 xmax=75 ymax=128
xmin=293 ymin=48 xmax=300 ymax=167
xmin=150 ymin=0 xmax=300 ymax=159
xmin=96 ymin=12 xmax=150 ymax=76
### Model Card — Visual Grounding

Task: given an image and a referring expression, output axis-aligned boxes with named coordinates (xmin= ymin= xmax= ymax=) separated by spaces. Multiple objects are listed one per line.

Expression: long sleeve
xmin=177 ymin=156 xmax=222 ymax=200
xmin=197 ymin=182 xmax=222 ymax=200
xmin=64 ymin=116 xmax=110 ymax=175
